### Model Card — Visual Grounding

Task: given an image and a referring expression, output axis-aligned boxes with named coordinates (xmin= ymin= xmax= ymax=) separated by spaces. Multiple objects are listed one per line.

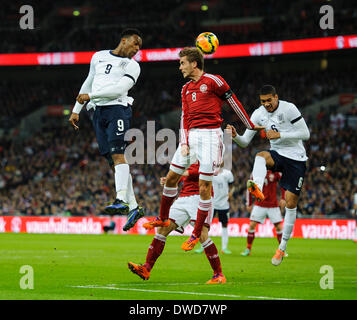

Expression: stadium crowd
xmin=1 ymin=109 xmax=356 ymax=218
xmin=3 ymin=66 xmax=357 ymax=121
xmin=1 ymin=0 xmax=356 ymax=53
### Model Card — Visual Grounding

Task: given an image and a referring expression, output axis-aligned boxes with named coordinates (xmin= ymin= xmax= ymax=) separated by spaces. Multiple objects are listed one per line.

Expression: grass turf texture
xmin=0 ymin=233 xmax=356 ymax=300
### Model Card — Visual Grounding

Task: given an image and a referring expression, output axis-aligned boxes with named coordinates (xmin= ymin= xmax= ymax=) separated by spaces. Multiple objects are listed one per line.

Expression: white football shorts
xmin=250 ymin=206 xmax=283 ymax=224
xmin=169 ymin=195 xmax=213 ymax=229
xmin=170 ymin=128 xmax=224 ymax=181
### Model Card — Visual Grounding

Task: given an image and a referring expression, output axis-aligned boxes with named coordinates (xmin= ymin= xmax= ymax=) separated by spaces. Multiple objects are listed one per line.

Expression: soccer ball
xmin=195 ymin=32 xmax=219 ymax=55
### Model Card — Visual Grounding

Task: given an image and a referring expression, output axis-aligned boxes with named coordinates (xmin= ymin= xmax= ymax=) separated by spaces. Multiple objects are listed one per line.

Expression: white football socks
xmin=252 ymin=156 xmax=267 ymax=190
xmin=114 ymin=163 xmax=129 ymax=202
xmin=127 ymin=174 xmax=138 ymax=211
xmin=279 ymin=207 xmax=297 ymax=252
xmin=221 ymin=227 xmax=228 ymax=250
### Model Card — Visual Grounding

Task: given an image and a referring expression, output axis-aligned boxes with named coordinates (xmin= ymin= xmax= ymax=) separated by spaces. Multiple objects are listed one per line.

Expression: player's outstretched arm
xmin=225 ymin=124 xmax=256 ymax=148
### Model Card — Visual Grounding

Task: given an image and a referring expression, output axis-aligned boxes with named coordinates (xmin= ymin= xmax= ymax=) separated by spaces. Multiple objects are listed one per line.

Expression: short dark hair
xmin=259 ymin=85 xmax=277 ymax=96
xmin=120 ymin=28 xmax=143 ymax=40
xmin=179 ymin=47 xmax=204 ymax=70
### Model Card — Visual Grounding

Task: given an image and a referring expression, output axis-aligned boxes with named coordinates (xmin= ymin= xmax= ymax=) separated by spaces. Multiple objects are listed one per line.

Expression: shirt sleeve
xmin=72 ymin=53 xmax=96 ymax=113
xmin=232 ymin=110 xmax=259 ymax=147
xmin=212 ymin=74 xmax=255 ymax=129
xmin=279 ymin=104 xmax=310 ymax=141
xmin=227 ymin=170 xmax=234 ymax=183
xmin=89 ymin=60 xmax=140 ymax=100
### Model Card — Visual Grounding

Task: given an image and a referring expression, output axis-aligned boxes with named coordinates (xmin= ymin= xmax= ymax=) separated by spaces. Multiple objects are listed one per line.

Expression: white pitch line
xmin=69 ymin=285 xmax=296 ymax=300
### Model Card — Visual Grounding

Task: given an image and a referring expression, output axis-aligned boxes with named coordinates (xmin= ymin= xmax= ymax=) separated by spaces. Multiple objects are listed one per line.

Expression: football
xmin=195 ymin=32 xmax=219 ymax=55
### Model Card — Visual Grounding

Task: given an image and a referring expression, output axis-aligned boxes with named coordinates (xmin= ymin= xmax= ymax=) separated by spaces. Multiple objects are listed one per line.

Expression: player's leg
xmin=128 ymin=220 xmax=177 ymax=280
xmin=198 ymin=226 xmax=226 ymax=284
xmin=129 ymin=197 xmax=192 ymax=280
xmin=241 ymin=220 xmax=258 ymax=256
xmin=272 ymin=157 xmax=305 ymax=266
xmin=247 ymin=151 xmax=275 ymax=201
xmin=122 ymin=172 xmax=145 ymax=231
xmin=195 ymin=208 xmax=219 ymax=254
xmin=182 ymin=129 xmax=220 ymax=250
xmin=182 ymin=178 xmax=212 ymax=251
xmin=274 ymin=222 xmax=283 ymax=244
xmin=104 ymin=106 xmax=133 ymax=215
xmin=143 ymin=144 xmax=191 ymax=230
xmin=91 ymin=107 xmax=125 ymax=214
xmin=219 ymin=209 xmax=231 ymax=254
xmin=142 ymin=169 xmax=182 ymax=230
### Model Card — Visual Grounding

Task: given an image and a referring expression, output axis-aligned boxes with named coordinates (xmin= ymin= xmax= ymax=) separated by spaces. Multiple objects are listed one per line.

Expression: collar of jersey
xmin=109 ymin=50 xmax=127 ymax=58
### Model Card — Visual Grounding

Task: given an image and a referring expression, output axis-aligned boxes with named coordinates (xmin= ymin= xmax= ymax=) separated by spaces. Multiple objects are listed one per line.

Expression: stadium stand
xmin=1 ymin=0 xmax=357 ymax=220
xmin=1 ymin=0 xmax=356 ymax=53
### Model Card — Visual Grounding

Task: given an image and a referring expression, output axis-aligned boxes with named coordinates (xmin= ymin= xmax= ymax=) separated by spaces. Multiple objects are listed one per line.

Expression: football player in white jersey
xmin=195 ymin=165 xmax=234 ymax=254
xmin=226 ymin=85 xmax=310 ymax=266
xmin=68 ymin=29 xmax=144 ymax=231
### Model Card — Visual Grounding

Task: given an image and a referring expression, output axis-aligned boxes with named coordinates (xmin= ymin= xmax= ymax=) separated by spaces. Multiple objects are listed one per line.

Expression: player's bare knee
xmin=275 ymin=223 xmax=283 ymax=232
xmin=199 ymin=227 xmax=209 ymax=243
xmin=199 ymin=180 xmax=211 ymax=198
xmin=112 ymin=153 xmax=126 ymax=165
xmin=157 ymin=223 xmax=175 ymax=237
xmin=285 ymin=192 xmax=298 ymax=209
xmin=249 ymin=221 xmax=257 ymax=230
xmin=165 ymin=170 xmax=181 ymax=187
xmin=256 ymin=151 xmax=274 ymax=168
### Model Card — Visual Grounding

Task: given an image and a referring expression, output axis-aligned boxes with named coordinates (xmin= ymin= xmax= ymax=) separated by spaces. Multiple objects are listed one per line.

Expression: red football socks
xmin=159 ymin=186 xmax=178 ymax=221
xmin=144 ymin=234 xmax=166 ymax=272
xmin=202 ymin=239 xmax=222 ymax=274
xmin=247 ymin=230 xmax=255 ymax=250
xmin=192 ymin=199 xmax=211 ymax=238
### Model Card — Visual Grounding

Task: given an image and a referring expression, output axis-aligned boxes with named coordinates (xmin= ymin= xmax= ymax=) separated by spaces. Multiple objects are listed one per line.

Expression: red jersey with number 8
xmin=179 ymin=73 xmax=254 ymax=145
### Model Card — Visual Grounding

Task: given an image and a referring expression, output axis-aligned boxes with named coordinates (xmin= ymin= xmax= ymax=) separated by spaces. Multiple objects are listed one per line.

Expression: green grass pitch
xmin=0 ymin=233 xmax=356 ymax=300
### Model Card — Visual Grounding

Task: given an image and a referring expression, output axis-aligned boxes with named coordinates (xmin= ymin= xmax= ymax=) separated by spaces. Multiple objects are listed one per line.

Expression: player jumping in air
xmin=195 ymin=165 xmax=235 ymax=254
xmin=241 ymin=170 xmax=286 ymax=256
xmin=143 ymin=47 xmax=264 ymax=252
xmin=128 ymin=162 xmax=226 ymax=284
xmin=226 ymin=84 xmax=310 ymax=265
xmin=68 ymin=29 xmax=144 ymax=231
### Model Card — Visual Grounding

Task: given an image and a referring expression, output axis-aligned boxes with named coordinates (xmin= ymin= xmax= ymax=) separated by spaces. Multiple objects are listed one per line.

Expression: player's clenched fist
xmin=181 ymin=144 xmax=190 ymax=157
xmin=266 ymin=129 xmax=281 ymax=140
xmin=76 ymin=94 xmax=90 ymax=104
xmin=69 ymin=112 xmax=79 ymax=130
xmin=160 ymin=177 xmax=167 ymax=186
xmin=225 ymin=124 xmax=237 ymax=137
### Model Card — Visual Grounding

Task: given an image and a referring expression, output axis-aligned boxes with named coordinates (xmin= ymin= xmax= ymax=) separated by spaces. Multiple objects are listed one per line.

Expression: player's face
xmin=122 ymin=35 xmax=142 ymax=58
xmin=260 ymin=94 xmax=279 ymax=113
xmin=179 ymin=56 xmax=195 ymax=79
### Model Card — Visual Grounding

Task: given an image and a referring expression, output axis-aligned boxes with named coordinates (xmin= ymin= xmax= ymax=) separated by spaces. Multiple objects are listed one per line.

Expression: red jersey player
xmin=143 ymin=47 xmax=264 ymax=253
xmin=241 ymin=170 xmax=286 ymax=256
xmin=128 ymin=162 xmax=226 ymax=284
